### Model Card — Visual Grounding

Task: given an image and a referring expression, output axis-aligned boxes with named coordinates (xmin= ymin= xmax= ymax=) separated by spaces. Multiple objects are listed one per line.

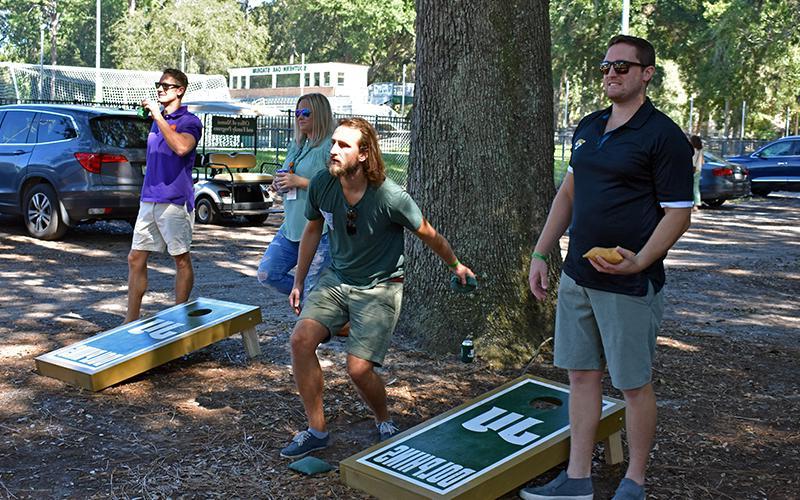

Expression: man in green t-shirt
xmin=279 ymin=117 xmax=475 ymax=459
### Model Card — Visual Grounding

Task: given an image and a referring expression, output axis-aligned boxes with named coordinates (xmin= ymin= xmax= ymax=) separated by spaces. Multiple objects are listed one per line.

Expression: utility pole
xmin=687 ymin=96 xmax=694 ymax=133
xmin=740 ymin=101 xmax=746 ymax=140
xmin=39 ymin=24 xmax=45 ymax=99
xmin=94 ymin=0 xmax=102 ymax=102
xmin=621 ymin=0 xmax=630 ymax=34
xmin=401 ymin=64 xmax=407 ymax=112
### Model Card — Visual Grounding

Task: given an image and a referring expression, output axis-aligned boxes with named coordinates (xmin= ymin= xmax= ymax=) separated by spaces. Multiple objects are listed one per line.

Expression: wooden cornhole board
xmin=340 ymin=375 xmax=625 ymax=499
xmin=35 ymin=298 xmax=262 ymax=392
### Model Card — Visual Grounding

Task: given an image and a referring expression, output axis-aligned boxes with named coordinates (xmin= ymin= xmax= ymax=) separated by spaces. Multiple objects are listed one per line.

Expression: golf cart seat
xmin=205 ymin=152 xmax=273 ymax=183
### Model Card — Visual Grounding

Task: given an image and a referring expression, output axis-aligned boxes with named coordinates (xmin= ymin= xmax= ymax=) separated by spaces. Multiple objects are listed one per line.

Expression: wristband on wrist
xmin=448 ymin=259 xmax=460 ymax=269
xmin=531 ymin=251 xmax=548 ymax=262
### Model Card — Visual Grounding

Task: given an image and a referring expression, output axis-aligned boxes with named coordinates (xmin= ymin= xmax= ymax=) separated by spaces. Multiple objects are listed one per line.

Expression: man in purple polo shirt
xmin=125 ymin=68 xmax=203 ymax=323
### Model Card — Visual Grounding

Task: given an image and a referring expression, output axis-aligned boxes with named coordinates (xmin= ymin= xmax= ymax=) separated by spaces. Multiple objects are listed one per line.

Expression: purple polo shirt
xmin=141 ymin=106 xmax=203 ymax=211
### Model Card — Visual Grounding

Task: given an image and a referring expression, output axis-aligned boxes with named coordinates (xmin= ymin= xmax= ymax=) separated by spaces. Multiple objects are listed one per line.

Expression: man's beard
xmin=329 ymin=159 xmax=362 ymax=178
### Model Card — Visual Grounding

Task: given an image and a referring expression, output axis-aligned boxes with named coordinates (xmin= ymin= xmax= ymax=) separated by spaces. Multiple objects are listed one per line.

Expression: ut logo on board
xmin=462 ymin=406 xmax=544 ymax=446
xmin=128 ymin=318 xmax=186 ymax=340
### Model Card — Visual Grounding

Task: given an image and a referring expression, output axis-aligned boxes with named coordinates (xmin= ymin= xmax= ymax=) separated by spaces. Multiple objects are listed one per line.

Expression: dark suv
xmin=0 ymin=104 xmax=149 ymax=239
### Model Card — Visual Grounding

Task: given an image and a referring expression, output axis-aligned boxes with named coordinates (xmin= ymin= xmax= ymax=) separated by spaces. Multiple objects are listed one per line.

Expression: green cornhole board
xmin=340 ymin=375 xmax=625 ymax=499
xmin=35 ymin=298 xmax=262 ymax=392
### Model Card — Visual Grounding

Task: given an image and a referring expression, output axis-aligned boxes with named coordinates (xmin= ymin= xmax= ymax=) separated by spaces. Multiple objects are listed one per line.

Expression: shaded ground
xmin=0 ymin=194 xmax=798 ymax=499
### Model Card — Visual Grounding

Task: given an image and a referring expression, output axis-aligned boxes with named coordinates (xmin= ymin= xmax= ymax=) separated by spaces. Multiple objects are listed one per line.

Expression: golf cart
xmin=184 ymin=100 xmax=286 ymax=226
xmin=193 ymin=152 xmax=277 ymax=225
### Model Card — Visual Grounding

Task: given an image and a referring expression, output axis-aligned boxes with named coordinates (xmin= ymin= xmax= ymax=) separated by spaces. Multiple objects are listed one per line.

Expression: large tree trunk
xmin=398 ymin=0 xmax=559 ymax=366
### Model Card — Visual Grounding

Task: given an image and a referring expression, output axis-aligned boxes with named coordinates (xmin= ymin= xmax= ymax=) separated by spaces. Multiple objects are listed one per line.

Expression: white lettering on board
xmin=370 ymin=445 xmax=476 ymax=486
xmin=127 ymin=318 xmax=185 ymax=340
xmin=461 ymin=406 xmax=543 ymax=446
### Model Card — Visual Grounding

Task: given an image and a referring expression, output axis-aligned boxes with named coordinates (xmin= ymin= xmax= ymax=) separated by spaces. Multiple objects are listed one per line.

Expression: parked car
xmin=726 ymin=136 xmax=800 ymax=196
xmin=0 ymin=104 xmax=148 ymax=239
xmin=700 ymin=151 xmax=751 ymax=207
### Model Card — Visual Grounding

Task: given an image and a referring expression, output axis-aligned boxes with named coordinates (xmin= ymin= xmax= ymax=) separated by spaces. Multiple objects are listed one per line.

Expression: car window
xmin=759 ymin=141 xmax=793 ymax=158
xmin=790 ymin=141 xmax=800 ymax=156
xmin=35 ymin=113 xmax=76 ymax=143
xmin=89 ymin=116 xmax=150 ymax=148
xmin=0 ymin=111 xmax=37 ymax=144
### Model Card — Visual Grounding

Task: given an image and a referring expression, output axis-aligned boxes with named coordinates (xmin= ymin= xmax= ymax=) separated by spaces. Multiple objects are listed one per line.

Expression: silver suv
xmin=0 ymin=104 xmax=148 ymax=239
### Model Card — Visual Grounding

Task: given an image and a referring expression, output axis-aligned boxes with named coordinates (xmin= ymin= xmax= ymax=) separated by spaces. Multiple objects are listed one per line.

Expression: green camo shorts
xmin=554 ymin=272 xmax=665 ymax=390
xmin=298 ymin=268 xmax=403 ymax=366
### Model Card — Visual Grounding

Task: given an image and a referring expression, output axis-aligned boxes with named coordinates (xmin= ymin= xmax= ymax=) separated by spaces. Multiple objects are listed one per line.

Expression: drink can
xmin=460 ymin=337 xmax=475 ymax=363
xmin=274 ymin=168 xmax=288 ymax=192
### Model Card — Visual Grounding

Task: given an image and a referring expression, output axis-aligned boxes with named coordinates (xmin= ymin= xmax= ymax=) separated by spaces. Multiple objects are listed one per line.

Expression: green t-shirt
xmin=281 ymin=136 xmax=332 ymax=241
xmin=306 ymin=170 xmax=424 ymax=287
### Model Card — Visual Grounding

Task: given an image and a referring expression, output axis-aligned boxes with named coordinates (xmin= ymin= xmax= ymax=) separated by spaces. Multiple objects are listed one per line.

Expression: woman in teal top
xmin=257 ymin=93 xmax=335 ymax=297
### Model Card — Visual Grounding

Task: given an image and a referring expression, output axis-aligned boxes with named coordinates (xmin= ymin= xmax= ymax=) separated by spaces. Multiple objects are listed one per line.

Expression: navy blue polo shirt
xmin=563 ymin=98 xmax=693 ymax=296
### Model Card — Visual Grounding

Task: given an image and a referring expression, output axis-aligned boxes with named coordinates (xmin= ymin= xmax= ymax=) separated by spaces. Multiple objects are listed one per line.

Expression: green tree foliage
xmin=109 ymin=0 xmax=269 ymax=74
xmin=251 ymin=0 xmax=415 ymax=83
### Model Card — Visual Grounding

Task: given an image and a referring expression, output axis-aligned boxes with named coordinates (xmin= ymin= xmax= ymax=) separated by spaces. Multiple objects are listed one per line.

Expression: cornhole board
xmin=35 ymin=298 xmax=262 ymax=392
xmin=340 ymin=375 xmax=625 ymax=499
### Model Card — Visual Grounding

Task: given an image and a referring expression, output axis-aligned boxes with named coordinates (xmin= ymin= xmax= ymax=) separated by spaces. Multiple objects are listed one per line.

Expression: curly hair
xmin=337 ymin=117 xmax=386 ymax=185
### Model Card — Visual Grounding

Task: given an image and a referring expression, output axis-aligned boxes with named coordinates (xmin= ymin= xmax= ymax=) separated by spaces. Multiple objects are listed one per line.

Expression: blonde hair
xmin=337 ymin=117 xmax=386 ymax=186
xmin=294 ymin=93 xmax=335 ymax=147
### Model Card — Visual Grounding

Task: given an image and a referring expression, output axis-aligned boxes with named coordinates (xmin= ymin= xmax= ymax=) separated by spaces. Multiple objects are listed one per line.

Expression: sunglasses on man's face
xmin=599 ymin=60 xmax=647 ymax=75
xmin=295 ymin=108 xmax=312 ymax=118
xmin=155 ymin=82 xmax=182 ymax=90
xmin=346 ymin=208 xmax=357 ymax=235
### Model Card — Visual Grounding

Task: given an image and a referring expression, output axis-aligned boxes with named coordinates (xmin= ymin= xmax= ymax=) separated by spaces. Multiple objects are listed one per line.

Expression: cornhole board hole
xmin=35 ymin=298 xmax=262 ymax=391
xmin=340 ymin=375 xmax=625 ymax=499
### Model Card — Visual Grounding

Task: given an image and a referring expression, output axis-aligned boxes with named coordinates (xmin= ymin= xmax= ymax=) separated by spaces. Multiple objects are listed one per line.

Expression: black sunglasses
xmin=599 ymin=60 xmax=647 ymax=75
xmin=155 ymin=82 xmax=182 ymax=90
xmin=346 ymin=208 xmax=357 ymax=235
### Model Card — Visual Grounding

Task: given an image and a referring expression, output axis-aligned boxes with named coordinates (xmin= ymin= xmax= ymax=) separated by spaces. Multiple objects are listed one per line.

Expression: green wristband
xmin=448 ymin=259 xmax=460 ymax=269
xmin=531 ymin=251 xmax=548 ymax=262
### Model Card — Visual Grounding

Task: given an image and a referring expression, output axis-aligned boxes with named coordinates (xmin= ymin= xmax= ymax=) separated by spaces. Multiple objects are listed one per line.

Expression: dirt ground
xmin=1 ymin=194 xmax=798 ymax=500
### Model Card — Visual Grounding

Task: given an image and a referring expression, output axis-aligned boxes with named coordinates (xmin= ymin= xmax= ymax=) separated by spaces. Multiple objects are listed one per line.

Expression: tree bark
xmin=399 ymin=0 xmax=559 ymax=366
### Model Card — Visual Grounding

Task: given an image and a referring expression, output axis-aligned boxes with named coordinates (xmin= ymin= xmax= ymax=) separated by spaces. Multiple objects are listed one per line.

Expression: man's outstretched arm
xmin=412 ymin=218 xmax=475 ymax=284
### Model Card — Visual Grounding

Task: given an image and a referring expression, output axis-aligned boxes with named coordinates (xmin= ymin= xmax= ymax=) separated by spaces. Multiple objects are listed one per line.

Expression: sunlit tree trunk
xmin=398 ymin=0 xmax=559 ymax=366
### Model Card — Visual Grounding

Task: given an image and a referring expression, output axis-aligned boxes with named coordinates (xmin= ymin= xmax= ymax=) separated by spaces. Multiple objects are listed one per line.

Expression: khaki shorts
xmin=131 ymin=202 xmax=194 ymax=256
xmin=299 ymin=269 xmax=403 ymax=366
xmin=554 ymin=272 xmax=664 ymax=390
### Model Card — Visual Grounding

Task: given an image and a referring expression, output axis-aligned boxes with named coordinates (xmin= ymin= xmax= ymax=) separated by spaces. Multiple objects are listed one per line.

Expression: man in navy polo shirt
xmin=523 ymin=36 xmax=692 ymax=500
xmin=125 ymin=68 xmax=203 ymax=323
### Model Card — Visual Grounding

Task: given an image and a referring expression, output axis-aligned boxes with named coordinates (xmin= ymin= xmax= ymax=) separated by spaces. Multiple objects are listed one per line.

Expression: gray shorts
xmin=554 ymin=272 xmax=664 ymax=390
xmin=298 ymin=269 xmax=403 ymax=367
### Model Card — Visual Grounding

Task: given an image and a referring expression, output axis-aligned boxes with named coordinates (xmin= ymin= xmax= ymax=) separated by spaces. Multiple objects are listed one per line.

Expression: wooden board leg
xmin=240 ymin=327 xmax=261 ymax=358
xmin=604 ymin=431 xmax=624 ymax=465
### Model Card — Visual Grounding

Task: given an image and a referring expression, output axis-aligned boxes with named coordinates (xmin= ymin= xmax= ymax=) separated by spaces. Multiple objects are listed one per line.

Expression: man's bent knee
xmin=346 ymin=356 xmax=375 ymax=384
xmin=290 ymin=320 xmax=329 ymax=353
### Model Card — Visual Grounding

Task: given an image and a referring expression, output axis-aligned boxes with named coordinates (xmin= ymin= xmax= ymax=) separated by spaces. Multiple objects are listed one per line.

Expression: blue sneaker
xmin=519 ymin=470 xmax=593 ymax=500
xmin=377 ymin=420 xmax=400 ymax=442
xmin=611 ymin=478 xmax=645 ymax=500
xmin=279 ymin=430 xmax=329 ymax=459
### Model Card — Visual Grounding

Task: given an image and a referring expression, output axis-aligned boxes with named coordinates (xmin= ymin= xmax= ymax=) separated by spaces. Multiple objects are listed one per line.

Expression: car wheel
xmin=195 ymin=198 xmax=219 ymax=224
xmin=704 ymin=199 xmax=725 ymax=208
xmin=23 ymin=184 xmax=68 ymax=240
xmin=245 ymin=214 xmax=268 ymax=226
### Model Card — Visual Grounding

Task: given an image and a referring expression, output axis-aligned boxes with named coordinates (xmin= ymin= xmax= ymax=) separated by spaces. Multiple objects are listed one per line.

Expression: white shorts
xmin=131 ymin=202 xmax=194 ymax=255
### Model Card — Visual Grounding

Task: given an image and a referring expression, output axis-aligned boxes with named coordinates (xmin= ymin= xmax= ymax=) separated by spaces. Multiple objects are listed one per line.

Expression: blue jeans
xmin=257 ymin=226 xmax=331 ymax=298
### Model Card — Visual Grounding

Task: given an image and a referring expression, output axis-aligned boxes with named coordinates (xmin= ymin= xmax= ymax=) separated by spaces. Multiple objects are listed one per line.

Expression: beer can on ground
xmin=460 ymin=336 xmax=475 ymax=363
